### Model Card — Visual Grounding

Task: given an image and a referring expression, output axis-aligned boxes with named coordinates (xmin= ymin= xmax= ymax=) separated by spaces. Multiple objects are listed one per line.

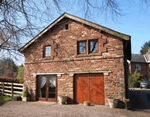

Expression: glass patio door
xmin=38 ymin=75 xmax=56 ymax=101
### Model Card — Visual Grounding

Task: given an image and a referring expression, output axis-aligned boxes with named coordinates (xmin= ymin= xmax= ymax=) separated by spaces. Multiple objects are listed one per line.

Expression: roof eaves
xmin=131 ymin=61 xmax=148 ymax=63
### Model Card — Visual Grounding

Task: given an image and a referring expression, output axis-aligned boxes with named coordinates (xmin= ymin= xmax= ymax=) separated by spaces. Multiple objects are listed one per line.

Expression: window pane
xmin=79 ymin=41 xmax=86 ymax=54
xmin=136 ymin=64 xmax=141 ymax=70
xmin=45 ymin=46 xmax=51 ymax=57
xmin=90 ymin=40 xmax=98 ymax=52
xmin=38 ymin=76 xmax=46 ymax=98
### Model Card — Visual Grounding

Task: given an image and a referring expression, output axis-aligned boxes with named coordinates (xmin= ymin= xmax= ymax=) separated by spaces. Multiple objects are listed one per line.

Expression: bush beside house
xmin=129 ymin=71 xmax=142 ymax=88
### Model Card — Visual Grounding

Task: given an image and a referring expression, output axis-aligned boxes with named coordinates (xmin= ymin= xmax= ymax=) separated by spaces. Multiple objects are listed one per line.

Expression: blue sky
xmin=69 ymin=0 xmax=150 ymax=54
xmin=14 ymin=0 xmax=150 ymax=65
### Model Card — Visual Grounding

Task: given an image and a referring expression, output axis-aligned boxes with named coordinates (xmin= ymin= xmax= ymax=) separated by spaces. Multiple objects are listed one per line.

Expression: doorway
xmin=37 ymin=75 xmax=57 ymax=102
xmin=75 ymin=73 xmax=104 ymax=105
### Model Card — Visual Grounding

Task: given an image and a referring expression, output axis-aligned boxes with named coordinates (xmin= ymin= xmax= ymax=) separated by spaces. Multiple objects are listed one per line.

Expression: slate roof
xmin=131 ymin=54 xmax=147 ymax=63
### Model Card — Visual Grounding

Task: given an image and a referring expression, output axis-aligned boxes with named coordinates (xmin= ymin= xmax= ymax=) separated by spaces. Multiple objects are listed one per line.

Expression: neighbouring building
xmin=19 ymin=13 xmax=131 ymax=105
xmin=129 ymin=49 xmax=150 ymax=80
xmin=128 ymin=54 xmax=148 ymax=79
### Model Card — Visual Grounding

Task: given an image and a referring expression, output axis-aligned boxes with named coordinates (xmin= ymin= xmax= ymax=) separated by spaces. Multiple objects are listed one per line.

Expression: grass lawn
xmin=0 ymin=95 xmax=12 ymax=102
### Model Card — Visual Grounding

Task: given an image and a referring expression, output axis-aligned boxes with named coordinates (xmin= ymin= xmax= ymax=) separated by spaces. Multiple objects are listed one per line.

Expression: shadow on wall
xmin=129 ymin=90 xmax=150 ymax=110
xmin=67 ymin=97 xmax=74 ymax=104
xmin=28 ymin=87 xmax=34 ymax=101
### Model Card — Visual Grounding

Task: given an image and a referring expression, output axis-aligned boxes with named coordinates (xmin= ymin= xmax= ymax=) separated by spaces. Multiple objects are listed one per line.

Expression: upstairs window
xmin=65 ymin=24 xmax=69 ymax=30
xmin=44 ymin=46 xmax=51 ymax=57
xmin=78 ymin=41 xmax=86 ymax=54
xmin=136 ymin=64 xmax=141 ymax=70
xmin=77 ymin=39 xmax=99 ymax=55
xmin=89 ymin=40 xmax=98 ymax=53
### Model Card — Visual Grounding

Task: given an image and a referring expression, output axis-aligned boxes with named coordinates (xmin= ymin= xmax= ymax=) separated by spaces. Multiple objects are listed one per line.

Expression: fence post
xmin=11 ymin=82 xmax=13 ymax=98
xmin=2 ymin=82 xmax=4 ymax=95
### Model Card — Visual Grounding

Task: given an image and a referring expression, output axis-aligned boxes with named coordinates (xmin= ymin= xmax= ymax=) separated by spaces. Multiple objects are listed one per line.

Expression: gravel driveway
xmin=0 ymin=101 xmax=150 ymax=117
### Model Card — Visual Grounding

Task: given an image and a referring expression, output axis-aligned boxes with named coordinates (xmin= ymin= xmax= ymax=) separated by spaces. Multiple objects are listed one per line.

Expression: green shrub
xmin=23 ymin=86 xmax=28 ymax=97
xmin=129 ymin=71 xmax=142 ymax=88
xmin=0 ymin=95 xmax=12 ymax=102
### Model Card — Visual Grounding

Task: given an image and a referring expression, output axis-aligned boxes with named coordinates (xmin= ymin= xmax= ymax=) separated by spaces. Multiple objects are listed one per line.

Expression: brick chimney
xmin=147 ymin=49 xmax=150 ymax=61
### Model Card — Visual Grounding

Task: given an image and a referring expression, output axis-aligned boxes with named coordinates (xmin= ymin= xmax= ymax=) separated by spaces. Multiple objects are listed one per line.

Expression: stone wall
xmin=24 ymin=19 xmax=125 ymax=105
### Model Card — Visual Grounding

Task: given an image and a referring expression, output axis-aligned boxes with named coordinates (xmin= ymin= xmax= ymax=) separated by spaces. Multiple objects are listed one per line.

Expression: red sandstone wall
xmin=24 ymin=19 xmax=125 ymax=104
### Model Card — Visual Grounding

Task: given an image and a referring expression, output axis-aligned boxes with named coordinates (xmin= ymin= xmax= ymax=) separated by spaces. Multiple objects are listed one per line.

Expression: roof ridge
xmin=19 ymin=12 xmax=131 ymax=52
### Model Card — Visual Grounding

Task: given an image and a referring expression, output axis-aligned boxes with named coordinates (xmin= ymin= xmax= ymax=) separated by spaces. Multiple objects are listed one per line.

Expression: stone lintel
xmin=71 ymin=71 xmax=111 ymax=75
xmin=31 ymin=73 xmax=65 ymax=77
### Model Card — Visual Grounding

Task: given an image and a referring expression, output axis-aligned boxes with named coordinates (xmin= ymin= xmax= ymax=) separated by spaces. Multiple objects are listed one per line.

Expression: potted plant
xmin=83 ymin=101 xmax=90 ymax=106
xmin=22 ymin=86 xmax=30 ymax=101
xmin=124 ymin=99 xmax=130 ymax=110
xmin=108 ymin=97 xmax=118 ymax=108
xmin=58 ymin=94 xmax=68 ymax=105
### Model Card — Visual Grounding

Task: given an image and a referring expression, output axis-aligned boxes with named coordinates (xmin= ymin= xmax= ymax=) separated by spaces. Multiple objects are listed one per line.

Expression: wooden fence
xmin=0 ymin=82 xmax=23 ymax=97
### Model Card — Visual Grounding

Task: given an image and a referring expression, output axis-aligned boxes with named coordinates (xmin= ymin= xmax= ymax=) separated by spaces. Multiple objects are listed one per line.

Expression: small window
xmin=44 ymin=46 xmax=51 ymax=57
xmin=78 ymin=41 xmax=86 ymax=54
xmin=89 ymin=40 xmax=98 ymax=53
xmin=136 ymin=64 xmax=141 ymax=70
xmin=65 ymin=24 xmax=69 ymax=30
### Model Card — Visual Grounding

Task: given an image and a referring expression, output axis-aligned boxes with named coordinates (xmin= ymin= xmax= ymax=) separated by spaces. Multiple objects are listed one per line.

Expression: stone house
xmin=19 ymin=13 xmax=131 ymax=105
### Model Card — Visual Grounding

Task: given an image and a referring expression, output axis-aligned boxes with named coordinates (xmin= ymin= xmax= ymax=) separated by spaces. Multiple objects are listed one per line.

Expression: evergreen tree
xmin=129 ymin=71 xmax=142 ymax=88
xmin=0 ymin=58 xmax=18 ymax=77
xmin=140 ymin=41 xmax=150 ymax=55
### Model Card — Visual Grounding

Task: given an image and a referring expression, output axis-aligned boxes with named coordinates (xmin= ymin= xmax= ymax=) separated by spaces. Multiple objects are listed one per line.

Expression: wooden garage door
xmin=75 ymin=74 xmax=104 ymax=105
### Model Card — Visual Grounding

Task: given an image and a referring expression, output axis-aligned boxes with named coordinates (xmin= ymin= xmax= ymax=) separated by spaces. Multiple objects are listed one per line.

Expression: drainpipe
xmin=123 ymin=40 xmax=130 ymax=99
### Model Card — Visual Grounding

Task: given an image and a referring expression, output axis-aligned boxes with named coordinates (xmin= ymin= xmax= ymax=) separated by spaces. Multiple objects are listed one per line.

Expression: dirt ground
xmin=0 ymin=101 xmax=150 ymax=117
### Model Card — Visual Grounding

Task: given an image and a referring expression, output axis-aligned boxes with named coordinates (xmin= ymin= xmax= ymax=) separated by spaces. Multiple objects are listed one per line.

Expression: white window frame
xmin=44 ymin=46 xmax=51 ymax=57
xmin=136 ymin=64 xmax=141 ymax=70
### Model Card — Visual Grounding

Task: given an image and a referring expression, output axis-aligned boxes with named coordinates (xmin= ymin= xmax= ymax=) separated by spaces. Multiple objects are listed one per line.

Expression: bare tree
xmin=0 ymin=0 xmax=150 ymax=58
xmin=0 ymin=0 xmax=58 ymax=58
